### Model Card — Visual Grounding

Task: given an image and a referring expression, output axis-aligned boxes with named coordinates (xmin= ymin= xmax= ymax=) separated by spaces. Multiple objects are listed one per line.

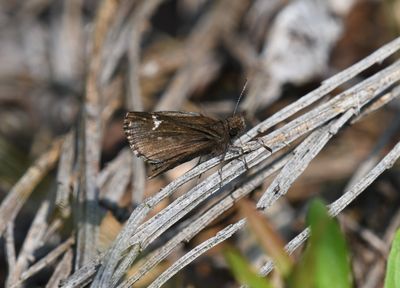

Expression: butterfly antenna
xmin=233 ymin=79 xmax=248 ymax=116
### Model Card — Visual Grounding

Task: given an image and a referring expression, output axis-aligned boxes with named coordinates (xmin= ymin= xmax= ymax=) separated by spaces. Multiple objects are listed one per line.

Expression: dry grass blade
xmin=155 ymin=0 xmax=250 ymax=110
xmin=4 ymin=223 xmax=16 ymax=276
xmin=240 ymin=36 xmax=400 ymax=143
xmin=9 ymin=237 xmax=75 ymax=288
xmin=45 ymin=249 xmax=74 ymax=288
xmin=147 ymin=219 xmax=247 ymax=288
xmin=128 ymin=60 xmax=400 ymax=251
xmin=55 ymin=132 xmax=76 ymax=219
xmin=118 ymin=153 xmax=290 ymax=287
xmin=77 ymin=0 xmax=120 ymax=267
xmin=259 ymin=140 xmax=400 ymax=275
xmin=6 ymin=200 xmax=51 ymax=287
xmin=2 ymin=1 xmax=400 ymax=287
xmin=257 ymin=108 xmax=356 ymax=209
xmin=0 ymin=139 xmax=63 ymax=238
xmin=62 ymin=37 xmax=400 ymax=287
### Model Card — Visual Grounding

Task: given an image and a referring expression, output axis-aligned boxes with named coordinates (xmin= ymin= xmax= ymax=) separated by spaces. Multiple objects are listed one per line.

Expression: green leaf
xmin=384 ymin=229 xmax=400 ymax=288
xmin=223 ymin=245 xmax=273 ymax=288
xmin=289 ymin=199 xmax=352 ymax=288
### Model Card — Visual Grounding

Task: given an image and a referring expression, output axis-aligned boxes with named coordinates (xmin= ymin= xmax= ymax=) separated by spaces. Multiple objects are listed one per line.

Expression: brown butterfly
xmin=123 ymin=111 xmax=246 ymax=178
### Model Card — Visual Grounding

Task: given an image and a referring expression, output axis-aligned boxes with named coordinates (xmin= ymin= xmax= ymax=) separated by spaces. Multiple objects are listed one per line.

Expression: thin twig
xmin=155 ymin=0 xmax=250 ymax=110
xmin=239 ymin=36 xmax=400 ymax=143
xmin=55 ymin=131 xmax=75 ymax=219
xmin=351 ymin=85 xmax=400 ymax=124
xmin=100 ymin=0 xmax=139 ymax=85
xmin=257 ymin=108 xmax=356 ymax=209
xmin=92 ymin=1 xmax=166 ymax=286
xmin=244 ymin=60 xmax=400 ymax=153
xmin=339 ymin=214 xmax=388 ymax=256
xmin=64 ymin=37 xmax=400 ymax=287
xmin=107 ymin=57 xmax=400 ymax=287
xmin=359 ymin=206 xmax=400 ymax=288
xmin=7 ymin=200 xmax=51 ymax=287
xmin=126 ymin=0 xmax=163 ymax=208
xmin=259 ymin=140 xmax=400 ymax=275
xmin=50 ymin=0 xmax=83 ymax=83
xmin=46 ymin=249 xmax=73 ymax=288
xmin=129 ymin=60 xmax=400 ymax=255
xmin=88 ymin=204 xmax=150 ymax=288
xmin=60 ymin=256 xmax=103 ymax=288
xmin=77 ymin=0 xmax=120 ymax=267
xmin=5 ymin=223 xmax=16 ymax=276
xmin=345 ymin=111 xmax=400 ymax=190
xmin=0 ymin=138 xmax=62 ymax=238
xmin=147 ymin=219 xmax=247 ymax=288
xmin=118 ymin=153 xmax=291 ymax=287
xmin=10 ymin=237 xmax=75 ymax=288
xmin=98 ymin=148 xmax=131 ymax=204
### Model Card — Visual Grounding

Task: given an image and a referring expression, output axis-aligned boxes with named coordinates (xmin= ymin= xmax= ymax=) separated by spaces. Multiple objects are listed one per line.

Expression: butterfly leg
xmin=216 ymin=149 xmax=228 ymax=190
xmin=195 ymin=156 xmax=204 ymax=186
xmin=256 ymin=138 xmax=272 ymax=153
xmin=231 ymin=138 xmax=249 ymax=170
xmin=217 ymin=161 xmax=224 ymax=190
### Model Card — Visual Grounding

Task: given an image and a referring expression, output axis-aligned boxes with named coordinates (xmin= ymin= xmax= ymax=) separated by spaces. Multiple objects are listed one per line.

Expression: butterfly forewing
xmin=123 ymin=111 xmax=245 ymax=178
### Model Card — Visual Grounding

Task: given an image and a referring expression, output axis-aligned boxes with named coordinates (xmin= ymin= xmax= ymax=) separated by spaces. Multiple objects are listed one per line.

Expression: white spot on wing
xmin=152 ymin=115 xmax=162 ymax=130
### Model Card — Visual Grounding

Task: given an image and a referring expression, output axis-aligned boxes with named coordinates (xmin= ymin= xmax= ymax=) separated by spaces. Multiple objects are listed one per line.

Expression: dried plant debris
xmin=0 ymin=0 xmax=399 ymax=287
xmin=242 ymin=0 xmax=343 ymax=112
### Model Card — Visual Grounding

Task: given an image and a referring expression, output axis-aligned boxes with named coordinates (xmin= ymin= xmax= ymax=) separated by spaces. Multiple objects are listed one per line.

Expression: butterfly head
xmin=226 ymin=114 xmax=246 ymax=139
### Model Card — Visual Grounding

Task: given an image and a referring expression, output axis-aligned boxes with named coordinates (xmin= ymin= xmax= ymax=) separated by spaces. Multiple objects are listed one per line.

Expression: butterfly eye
xmin=229 ymin=128 xmax=239 ymax=138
